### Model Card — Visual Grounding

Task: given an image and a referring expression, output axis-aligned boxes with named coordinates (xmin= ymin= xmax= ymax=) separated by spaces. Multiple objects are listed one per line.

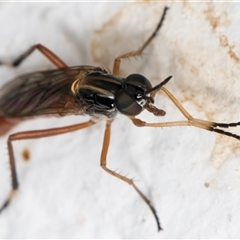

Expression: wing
xmin=0 ymin=65 xmax=106 ymax=117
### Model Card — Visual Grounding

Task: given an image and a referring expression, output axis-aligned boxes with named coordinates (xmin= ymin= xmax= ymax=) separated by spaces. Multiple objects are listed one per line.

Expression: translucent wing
xmin=0 ymin=65 xmax=106 ymax=117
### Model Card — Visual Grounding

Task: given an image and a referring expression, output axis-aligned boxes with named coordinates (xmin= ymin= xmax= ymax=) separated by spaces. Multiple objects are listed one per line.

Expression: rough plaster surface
xmin=0 ymin=2 xmax=240 ymax=238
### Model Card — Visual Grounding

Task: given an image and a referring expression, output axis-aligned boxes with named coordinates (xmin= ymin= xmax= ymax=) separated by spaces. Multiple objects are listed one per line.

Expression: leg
xmin=0 ymin=44 xmax=67 ymax=68
xmin=113 ymin=7 xmax=169 ymax=75
xmin=0 ymin=120 xmax=95 ymax=213
xmin=100 ymin=120 xmax=162 ymax=231
xmin=131 ymin=87 xmax=240 ymax=141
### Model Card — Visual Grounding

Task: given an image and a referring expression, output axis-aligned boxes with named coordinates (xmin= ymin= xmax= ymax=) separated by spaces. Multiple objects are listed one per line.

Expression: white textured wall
xmin=0 ymin=2 xmax=239 ymax=238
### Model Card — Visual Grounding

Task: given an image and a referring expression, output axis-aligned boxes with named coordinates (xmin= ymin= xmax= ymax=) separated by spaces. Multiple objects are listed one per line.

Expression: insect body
xmin=0 ymin=7 xmax=239 ymax=231
xmin=0 ymin=66 xmax=166 ymax=118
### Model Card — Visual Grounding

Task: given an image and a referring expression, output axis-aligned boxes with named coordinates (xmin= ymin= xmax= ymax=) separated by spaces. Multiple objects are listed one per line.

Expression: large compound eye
xmin=115 ymin=74 xmax=152 ymax=116
xmin=125 ymin=74 xmax=152 ymax=91
xmin=115 ymin=89 xmax=142 ymax=116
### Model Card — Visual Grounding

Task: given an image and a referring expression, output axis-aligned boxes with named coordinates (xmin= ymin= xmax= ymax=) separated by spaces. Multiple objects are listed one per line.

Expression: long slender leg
xmin=0 ymin=44 xmax=67 ymax=68
xmin=0 ymin=120 xmax=95 ymax=213
xmin=100 ymin=120 xmax=162 ymax=231
xmin=113 ymin=7 xmax=169 ymax=75
xmin=131 ymin=87 xmax=240 ymax=141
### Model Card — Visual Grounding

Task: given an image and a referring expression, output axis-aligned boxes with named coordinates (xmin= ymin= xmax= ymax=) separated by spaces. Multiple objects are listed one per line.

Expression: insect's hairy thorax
xmin=74 ymin=71 xmax=123 ymax=119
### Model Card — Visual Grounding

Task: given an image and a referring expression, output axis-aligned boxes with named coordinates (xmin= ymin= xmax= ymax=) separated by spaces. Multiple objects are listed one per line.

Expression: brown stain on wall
xmin=91 ymin=8 xmax=125 ymax=65
xmin=204 ymin=2 xmax=239 ymax=63
xmin=21 ymin=148 xmax=30 ymax=162
xmin=219 ymin=34 xmax=239 ymax=62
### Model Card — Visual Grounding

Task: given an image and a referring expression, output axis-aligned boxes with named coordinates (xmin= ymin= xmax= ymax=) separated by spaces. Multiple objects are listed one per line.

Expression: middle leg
xmin=100 ymin=120 xmax=162 ymax=231
xmin=112 ymin=7 xmax=169 ymax=75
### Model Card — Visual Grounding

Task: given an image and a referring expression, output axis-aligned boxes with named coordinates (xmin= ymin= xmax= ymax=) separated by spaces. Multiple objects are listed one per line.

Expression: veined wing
xmin=0 ymin=65 xmax=106 ymax=117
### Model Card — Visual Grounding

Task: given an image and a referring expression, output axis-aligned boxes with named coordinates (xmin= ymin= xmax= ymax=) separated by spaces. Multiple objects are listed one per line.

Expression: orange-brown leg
xmin=131 ymin=86 xmax=240 ymax=140
xmin=100 ymin=120 xmax=162 ymax=231
xmin=112 ymin=7 xmax=169 ymax=75
xmin=0 ymin=44 xmax=67 ymax=68
xmin=0 ymin=120 xmax=95 ymax=213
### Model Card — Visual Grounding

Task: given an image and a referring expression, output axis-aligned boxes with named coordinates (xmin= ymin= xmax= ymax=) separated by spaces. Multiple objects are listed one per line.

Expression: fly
xmin=0 ymin=7 xmax=239 ymax=231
